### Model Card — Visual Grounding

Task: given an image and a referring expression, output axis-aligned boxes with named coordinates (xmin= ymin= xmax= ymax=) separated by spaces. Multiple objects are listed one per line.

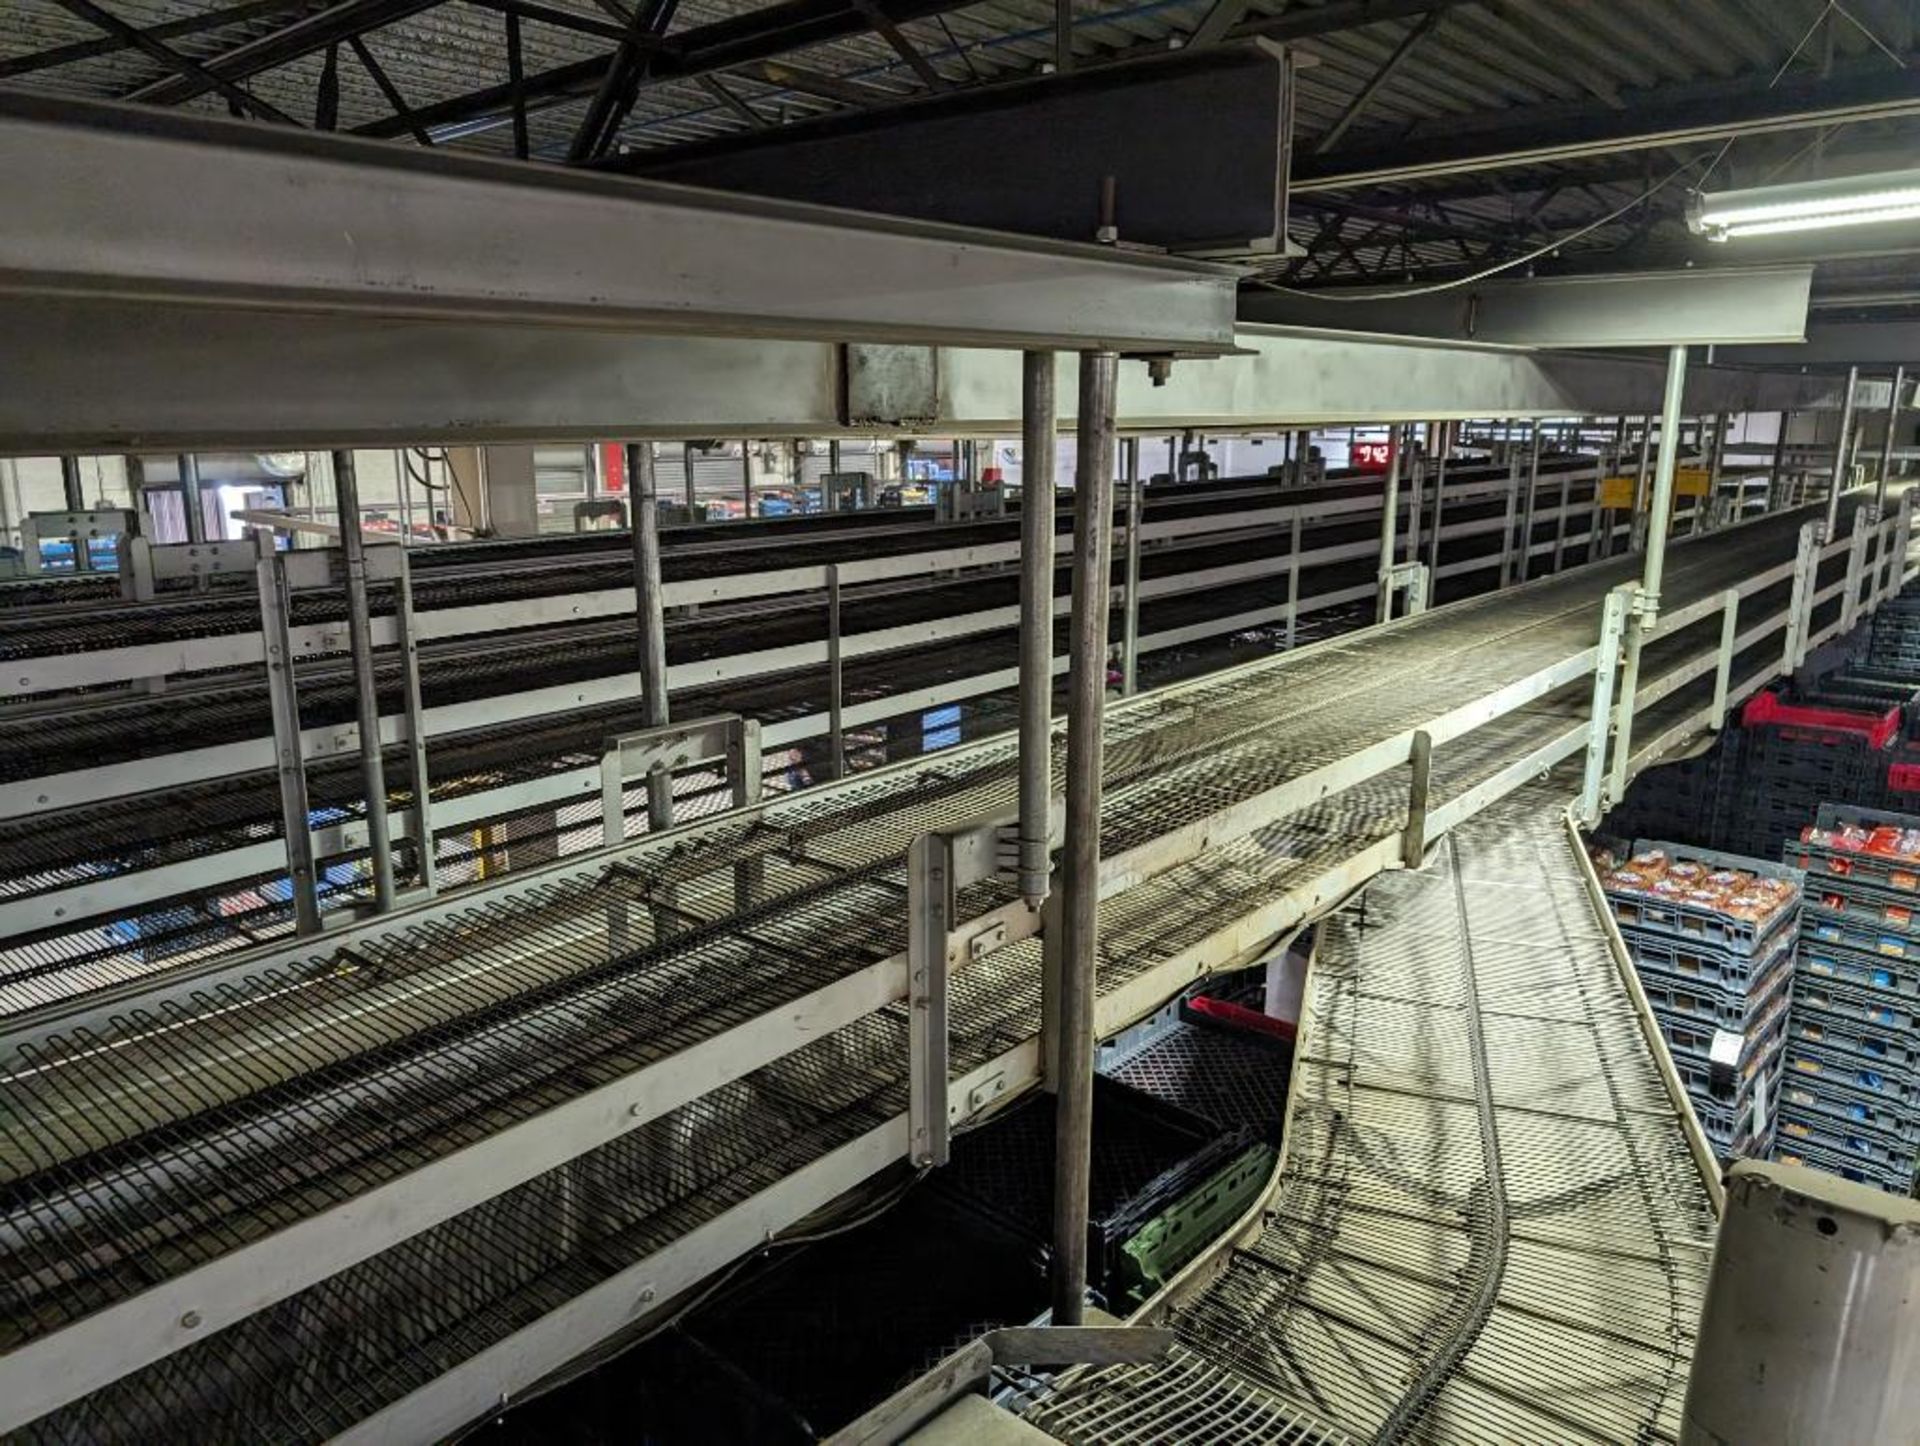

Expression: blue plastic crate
xmin=1786 ymin=1009 xmax=1920 ymax=1071
xmin=1628 ymin=929 xmax=1789 ymax=1021
xmin=1796 ymin=939 xmax=1920 ymax=998
xmin=1773 ymin=1138 xmax=1914 ymax=1195
xmin=1625 ymin=923 xmax=1802 ymax=995
xmin=1792 ymin=975 xmax=1918 ymax=1033
xmin=1781 ymin=1041 xmax=1916 ymax=1102
xmin=1777 ymin=1074 xmax=1918 ymax=1140
xmin=1633 ymin=932 xmax=1795 ymax=1026
xmin=1774 ymin=1111 xmax=1920 ymax=1171
xmin=1661 ymin=996 xmax=1788 ymax=1073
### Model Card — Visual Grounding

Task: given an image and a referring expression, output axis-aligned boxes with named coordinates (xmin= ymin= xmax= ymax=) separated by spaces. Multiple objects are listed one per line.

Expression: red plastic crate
xmin=1742 ymin=690 xmax=1900 ymax=749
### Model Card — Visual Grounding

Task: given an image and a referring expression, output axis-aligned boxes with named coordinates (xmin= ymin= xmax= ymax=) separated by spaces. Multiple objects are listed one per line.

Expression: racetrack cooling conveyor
xmin=0 ymin=492 xmax=1908 ymax=1441
xmin=1016 ymin=791 xmax=1719 ymax=1444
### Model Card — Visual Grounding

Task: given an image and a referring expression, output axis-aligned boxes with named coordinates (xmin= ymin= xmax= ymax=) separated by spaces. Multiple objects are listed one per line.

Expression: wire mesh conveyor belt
xmin=0 ymin=456 xmax=1606 ymax=669
xmin=1015 ymin=791 xmax=1718 ymax=1446
xmin=0 ymin=500 xmax=1851 ymax=1440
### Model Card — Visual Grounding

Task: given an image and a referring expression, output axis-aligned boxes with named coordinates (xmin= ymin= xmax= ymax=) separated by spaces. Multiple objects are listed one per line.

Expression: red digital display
xmin=599 ymin=442 xmax=626 ymax=493
xmin=1352 ymin=440 xmax=1395 ymax=472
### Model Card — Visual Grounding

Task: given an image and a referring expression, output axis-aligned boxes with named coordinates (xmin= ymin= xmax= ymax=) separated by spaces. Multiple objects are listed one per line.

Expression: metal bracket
xmin=1378 ymin=560 xmax=1430 ymax=621
xmin=827 ymin=1326 xmax=1173 ymax=1446
xmin=1402 ymin=729 xmax=1433 ymax=868
xmin=600 ymin=714 xmax=756 ymax=847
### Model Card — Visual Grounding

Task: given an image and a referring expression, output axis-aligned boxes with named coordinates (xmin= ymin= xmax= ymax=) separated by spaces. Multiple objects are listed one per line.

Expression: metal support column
xmin=1426 ymin=422 xmax=1449 ymax=578
xmin=740 ymin=440 xmax=755 ymax=518
xmin=59 ymin=456 xmax=84 ymax=511
xmin=256 ymin=532 xmax=322 ymax=935
xmin=827 ymin=563 xmax=846 ymax=779
xmin=394 ymin=550 xmax=436 ymax=895
xmin=1121 ymin=437 xmax=1143 ymax=695
xmin=1712 ymin=589 xmax=1740 ymax=728
xmin=1611 ymin=346 xmax=1689 ymax=802
xmin=729 ymin=717 xmax=764 ymax=908
xmin=681 ymin=443 xmax=697 ymax=514
xmin=1828 ymin=365 xmax=1860 ymax=540
xmin=907 ymin=832 xmax=953 ymax=1169
xmin=178 ymin=451 xmax=207 ymax=545
xmin=1878 ymin=364 xmax=1907 ymax=512
xmin=1376 ymin=425 xmax=1402 ymax=623
xmin=1285 ymin=509 xmax=1303 ymax=650
xmin=1498 ymin=455 xmax=1520 ymax=585
xmin=1402 ymin=730 xmax=1432 ymax=868
xmin=1782 ymin=522 xmax=1820 ymax=671
xmin=1843 ymin=507 xmax=1871 ymax=631
xmin=1017 ymin=351 xmax=1058 ymax=907
xmin=1052 ymin=349 xmax=1118 ymax=1329
xmin=1579 ymin=586 xmax=1631 ymax=824
xmin=1707 ymin=411 xmax=1728 ymax=530
xmin=628 ymin=442 xmax=674 ymax=831
xmin=1293 ymin=428 xmax=1311 ymax=487
xmin=1591 ymin=451 xmax=1611 ymax=561
xmin=1772 ymin=411 xmax=1791 ymax=512
xmin=1516 ymin=419 xmax=1541 ymax=582
xmin=331 ymin=451 xmax=396 ymax=912
xmin=1630 ymin=415 xmax=1654 ymax=552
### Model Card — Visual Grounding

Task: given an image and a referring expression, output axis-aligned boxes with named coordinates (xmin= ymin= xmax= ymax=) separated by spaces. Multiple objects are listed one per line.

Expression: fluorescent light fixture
xmin=1688 ymin=167 xmax=1920 ymax=242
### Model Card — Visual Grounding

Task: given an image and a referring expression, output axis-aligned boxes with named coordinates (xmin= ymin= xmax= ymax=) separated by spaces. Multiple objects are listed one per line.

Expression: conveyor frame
xmin=0 ymin=493 xmax=1907 ymax=1437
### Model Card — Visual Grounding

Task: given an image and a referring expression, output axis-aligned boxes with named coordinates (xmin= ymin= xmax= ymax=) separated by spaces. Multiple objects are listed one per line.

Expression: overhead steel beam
xmin=1240 ymin=266 xmax=1815 ymax=348
xmin=125 ymin=0 xmax=447 ymax=106
xmin=1312 ymin=8 xmax=1443 ymax=154
xmin=1719 ymin=319 xmax=1920 ymax=368
xmin=352 ymin=0 xmax=1469 ymax=143
xmin=0 ymin=94 xmax=1234 ymax=352
xmin=50 ymin=0 xmax=301 ymax=125
xmin=617 ymin=44 xmax=1293 ymax=255
xmin=0 ymin=0 xmax=313 ymax=81
xmin=0 ymin=298 xmax=1866 ymax=453
xmin=1296 ymin=56 xmax=1920 ymax=190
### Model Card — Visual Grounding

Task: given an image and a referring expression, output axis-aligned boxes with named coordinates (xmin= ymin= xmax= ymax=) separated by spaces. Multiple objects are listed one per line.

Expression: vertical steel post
xmin=1640 ymin=346 xmax=1690 ymax=617
xmin=1707 ymin=411 xmax=1728 ymax=529
xmin=177 ymin=452 xmax=207 ymax=545
xmin=1712 ymin=589 xmax=1740 ymax=728
xmin=681 ymin=443 xmax=697 ymax=514
xmin=1843 ymin=507 xmax=1870 ymax=631
xmin=1293 ymin=428 xmax=1311 ymax=486
xmin=1051 ymin=349 xmax=1118 ymax=1328
xmin=1878 ymin=364 xmax=1907 ymax=513
xmin=1018 ymin=352 xmax=1058 ymax=907
xmin=1580 ymin=586 xmax=1630 ymax=824
xmin=729 ymin=717 xmax=764 ymax=908
xmin=1517 ymin=418 xmax=1541 ymax=581
xmin=1772 ymin=411 xmax=1791 ymax=512
xmin=59 ymin=456 xmax=84 ymax=512
xmin=1591 ymin=450 xmax=1610 ymax=561
xmin=1402 ymin=730 xmax=1433 ymax=868
xmin=332 ymin=451 xmax=395 ymax=912
xmin=1121 ymin=437 xmax=1143 ymax=695
xmin=1611 ymin=347 xmax=1689 ymax=803
xmin=827 ymin=563 xmax=846 ymax=780
xmin=394 ymin=550 xmax=436 ymax=894
xmin=1375 ymin=424 xmax=1402 ymax=623
xmin=627 ymin=443 xmax=675 ymax=835
xmin=1631 ymin=415 xmax=1654 ymax=551
xmin=1498 ymin=455 xmax=1520 ymax=585
xmin=907 ymin=832 xmax=953 ymax=1168
xmin=1828 ymin=365 xmax=1859 ymax=540
xmin=256 ymin=532 xmax=323 ymax=934
xmin=396 ymin=448 xmax=414 ymax=545
xmin=740 ymin=440 xmax=755 ymax=519
xmin=1427 ymin=421 xmax=1449 ymax=579
xmin=1782 ymin=523 xmax=1819 ymax=671
xmin=1285 ymin=509 xmax=1302 ymax=650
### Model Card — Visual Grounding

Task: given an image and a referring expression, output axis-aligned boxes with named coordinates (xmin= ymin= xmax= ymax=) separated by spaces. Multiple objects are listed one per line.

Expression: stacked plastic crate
xmin=1595 ymin=841 xmax=1800 ymax=1159
xmin=1778 ymin=803 xmax=1920 ymax=1195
